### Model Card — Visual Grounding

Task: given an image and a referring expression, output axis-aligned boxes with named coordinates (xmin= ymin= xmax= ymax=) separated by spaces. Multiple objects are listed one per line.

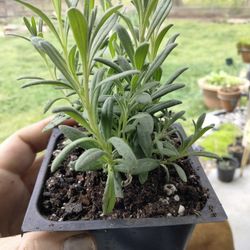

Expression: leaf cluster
xmin=16 ymin=0 xmax=217 ymax=215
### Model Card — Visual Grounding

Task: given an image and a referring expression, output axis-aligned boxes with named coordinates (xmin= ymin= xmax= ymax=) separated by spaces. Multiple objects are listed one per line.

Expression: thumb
xmin=0 ymin=232 xmax=97 ymax=250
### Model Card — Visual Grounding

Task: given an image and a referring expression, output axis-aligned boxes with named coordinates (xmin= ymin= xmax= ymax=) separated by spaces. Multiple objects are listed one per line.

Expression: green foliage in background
xmin=183 ymin=0 xmax=246 ymax=8
xmin=199 ymin=123 xmax=241 ymax=157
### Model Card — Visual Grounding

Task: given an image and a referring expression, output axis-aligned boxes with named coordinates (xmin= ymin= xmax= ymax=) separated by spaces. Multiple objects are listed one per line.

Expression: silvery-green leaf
xmin=108 ymin=137 xmax=137 ymax=164
xmin=143 ymin=43 xmax=177 ymax=84
xmin=172 ymin=163 xmax=187 ymax=182
xmin=134 ymin=158 xmax=160 ymax=175
xmin=134 ymin=42 xmax=149 ymax=70
xmin=59 ymin=125 xmax=85 ymax=141
xmin=67 ymin=8 xmax=88 ymax=70
xmin=52 ymin=106 xmax=91 ymax=132
xmin=146 ymin=100 xmax=182 ymax=114
xmin=100 ymin=97 xmax=114 ymax=140
xmin=31 ymin=37 xmax=75 ymax=86
xmin=75 ymin=148 xmax=105 ymax=171
xmin=92 ymin=4 xmax=122 ymax=41
xmin=51 ymin=137 xmax=99 ymax=172
xmin=16 ymin=0 xmax=62 ymax=44
xmin=44 ymin=97 xmax=70 ymax=113
xmin=163 ymin=141 xmax=180 ymax=157
xmin=188 ymin=151 xmax=219 ymax=159
xmin=135 ymin=92 xmax=152 ymax=104
xmin=102 ymin=171 xmax=116 ymax=215
xmin=96 ymin=70 xmax=139 ymax=89
xmin=147 ymin=0 xmax=172 ymax=40
xmin=43 ymin=113 xmax=70 ymax=132
xmin=152 ymin=83 xmax=185 ymax=100
xmin=164 ymin=67 xmax=188 ymax=85
xmin=21 ymin=80 xmax=72 ymax=90
xmin=139 ymin=172 xmax=148 ymax=184
xmin=114 ymin=172 xmax=124 ymax=198
xmin=116 ymin=24 xmax=135 ymax=64
xmin=153 ymin=24 xmax=173 ymax=57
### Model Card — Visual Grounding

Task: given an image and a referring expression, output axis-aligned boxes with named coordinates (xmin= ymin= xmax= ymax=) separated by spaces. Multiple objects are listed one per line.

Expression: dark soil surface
xmin=40 ymin=136 xmax=209 ymax=222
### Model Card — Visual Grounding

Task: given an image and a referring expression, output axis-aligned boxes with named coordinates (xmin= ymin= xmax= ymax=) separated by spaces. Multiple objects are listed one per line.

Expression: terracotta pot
xmin=238 ymin=46 xmax=250 ymax=63
xmin=198 ymin=79 xmax=221 ymax=109
xmin=217 ymin=88 xmax=241 ymax=112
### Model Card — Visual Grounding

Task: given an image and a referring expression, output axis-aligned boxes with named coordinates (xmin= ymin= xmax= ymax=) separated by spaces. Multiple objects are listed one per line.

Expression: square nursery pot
xmin=22 ymin=125 xmax=227 ymax=250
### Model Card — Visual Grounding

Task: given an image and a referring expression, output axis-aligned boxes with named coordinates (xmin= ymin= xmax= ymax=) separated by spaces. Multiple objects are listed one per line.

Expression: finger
xmin=21 ymin=155 xmax=44 ymax=194
xmin=0 ymin=117 xmax=76 ymax=176
xmin=0 ymin=117 xmax=52 ymax=175
xmin=0 ymin=232 xmax=97 ymax=250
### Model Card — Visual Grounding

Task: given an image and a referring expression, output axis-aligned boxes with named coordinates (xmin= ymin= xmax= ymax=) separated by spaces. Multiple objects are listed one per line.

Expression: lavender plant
xmin=16 ymin=0 xmax=217 ymax=215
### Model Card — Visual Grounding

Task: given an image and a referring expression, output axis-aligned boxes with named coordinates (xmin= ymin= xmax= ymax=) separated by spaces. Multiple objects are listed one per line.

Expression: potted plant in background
xmin=237 ymin=37 xmax=250 ymax=64
xmin=216 ymin=156 xmax=238 ymax=183
xmin=15 ymin=0 xmax=226 ymax=249
xmin=198 ymin=71 xmax=245 ymax=110
xmin=217 ymin=85 xmax=241 ymax=112
xmin=228 ymin=137 xmax=244 ymax=166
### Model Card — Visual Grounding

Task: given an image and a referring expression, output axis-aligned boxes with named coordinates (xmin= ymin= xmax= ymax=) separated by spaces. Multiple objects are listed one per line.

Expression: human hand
xmin=0 ymin=118 xmax=96 ymax=249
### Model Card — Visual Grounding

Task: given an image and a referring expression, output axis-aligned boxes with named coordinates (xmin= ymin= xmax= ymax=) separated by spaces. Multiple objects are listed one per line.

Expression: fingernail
xmin=64 ymin=234 xmax=96 ymax=250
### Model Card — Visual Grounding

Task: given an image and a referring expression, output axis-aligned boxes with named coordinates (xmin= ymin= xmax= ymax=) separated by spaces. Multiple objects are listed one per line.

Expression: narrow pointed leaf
xmin=91 ymin=14 xmax=118 ymax=60
xmin=15 ymin=0 xmax=61 ymax=44
xmin=116 ymin=24 xmax=135 ymax=64
xmin=132 ymin=158 xmax=160 ymax=175
xmin=44 ymin=97 xmax=70 ymax=113
xmin=102 ymin=171 xmax=116 ymax=214
xmin=108 ymin=137 xmax=137 ymax=163
xmin=196 ymin=113 xmax=206 ymax=130
xmin=135 ymin=92 xmax=152 ymax=104
xmin=52 ymin=106 xmax=91 ymax=131
xmin=31 ymin=37 xmax=75 ymax=85
xmin=21 ymin=80 xmax=72 ymax=89
xmin=134 ymin=42 xmax=149 ymax=70
xmin=67 ymin=8 xmax=88 ymax=69
xmin=75 ymin=148 xmax=105 ymax=171
xmin=146 ymin=100 xmax=182 ymax=114
xmin=164 ymin=67 xmax=188 ymax=85
xmin=162 ymin=141 xmax=180 ymax=157
xmin=167 ymin=111 xmax=185 ymax=127
xmin=136 ymin=114 xmax=154 ymax=157
xmin=173 ymin=163 xmax=187 ymax=182
xmin=96 ymin=70 xmax=139 ymax=89
xmin=101 ymin=97 xmax=114 ymax=139
xmin=153 ymin=24 xmax=173 ymax=56
xmin=59 ymin=125 xmax=85 ymax=141
xmin=42 ymin=113 xmax=70 ymax=132
xmin=143 ymin=43 xmax=177 ymax=83
xmin=114 ymin=172 xmax=124 ymax=198
xmin=152 ymin=83 xmax=185 ymax=100
xmin=147 ymin=0 xmax=172 ymax=40
xmin=95 ymin=58 xmax=123 ymax=73
xmin=92 ymin=4 xmax=123 ymax=40
xmin=51 ymin=137 xmax=99 ymax=172
xmin=118 ymin=13 xmax=137 ymax=44
xmin=188 ymin=151 xmax=219 ymax=159
xmin=139 ymin=172 xmax=148 ymax=184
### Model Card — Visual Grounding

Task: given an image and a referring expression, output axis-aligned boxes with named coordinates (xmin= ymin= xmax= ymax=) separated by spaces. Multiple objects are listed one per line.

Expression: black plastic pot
xmin=22 ymin=126 xmax=227 ymax=250
xmin=217 ymin=157 xmax=238 ymax=183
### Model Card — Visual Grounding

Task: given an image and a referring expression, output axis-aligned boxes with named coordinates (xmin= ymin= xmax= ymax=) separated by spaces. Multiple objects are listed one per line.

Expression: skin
xmin=0 ymin=118 xmax=96 ymax=249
